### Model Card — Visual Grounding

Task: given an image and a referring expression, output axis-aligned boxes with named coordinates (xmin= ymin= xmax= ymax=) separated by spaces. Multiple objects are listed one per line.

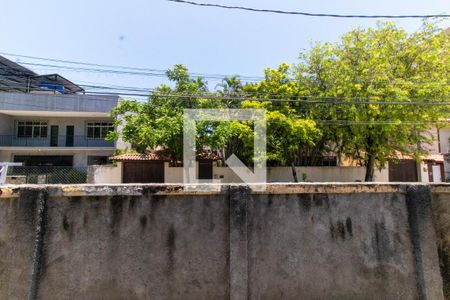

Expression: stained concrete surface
xmin=0 ymin=184 xmax=447 ymax=300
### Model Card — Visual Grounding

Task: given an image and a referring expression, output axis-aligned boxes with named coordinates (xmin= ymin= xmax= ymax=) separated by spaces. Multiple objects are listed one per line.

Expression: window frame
xmin=16 ymin=120 xmax=48 ymax=138
xmin=86 ymin=121 xmax=114 ymax=139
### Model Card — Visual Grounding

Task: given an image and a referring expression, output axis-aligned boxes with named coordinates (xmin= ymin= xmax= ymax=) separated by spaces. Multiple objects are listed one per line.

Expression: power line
xmin=0 ymin=52 xmax=263 ymax=81
xmin=0 ymin=67 xmax=448 ymax=98
xmin=168 ymin=0 xmax=450 ymax=19
xmin=0 ymin=82 xmax=449 ymax=105
xmin=0 ymin=89 xmax=447 ymax=125
xmin=18 ymin=61 xmax=262 ymax=82
xmin=7 ymin=62 xmax=449 ymax=89
xmin=0 ymin=97 xmax=445 ymax=125
xmin=83 ymin=90 xmax=450 ymax=106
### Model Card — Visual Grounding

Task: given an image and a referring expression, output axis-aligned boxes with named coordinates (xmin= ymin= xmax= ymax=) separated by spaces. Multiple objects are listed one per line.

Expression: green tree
xmin=110 ymin=23 xmax=449 ymax=183
xmin=237 ymin=64 xmax=322 ymax=181
xmin=296 ymin=22 xmax=450 ymax=181
xmin=109 ymin=64 xmax=216 ymax=162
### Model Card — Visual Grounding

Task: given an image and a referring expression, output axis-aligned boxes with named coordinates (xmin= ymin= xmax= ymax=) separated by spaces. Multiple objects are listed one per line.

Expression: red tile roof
xmin=110 ymin=151 xmax=171 ymax=161
xmin=110 ymin=150 xmax=222 ymax=162
xmin=196 ymin=151 xmax=222 ymax=161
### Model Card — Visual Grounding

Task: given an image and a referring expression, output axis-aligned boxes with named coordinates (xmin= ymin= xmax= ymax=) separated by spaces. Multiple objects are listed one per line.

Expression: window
xmin=17 ymin=121 xmax=48 ymax=138
xmin=87 ymin=122 xmax=114 ymax=139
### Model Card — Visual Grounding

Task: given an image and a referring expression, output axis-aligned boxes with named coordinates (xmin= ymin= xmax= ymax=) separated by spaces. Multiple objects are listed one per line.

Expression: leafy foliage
xmin=109 ymin=22 xmax=450 ymax=181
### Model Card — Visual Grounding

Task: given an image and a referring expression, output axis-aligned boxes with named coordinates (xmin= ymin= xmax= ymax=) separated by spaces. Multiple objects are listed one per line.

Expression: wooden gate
xmin=388 ymin=160 xmax=418 ymax=182
xmin=123 ymin=161 xmax=165 ymax=183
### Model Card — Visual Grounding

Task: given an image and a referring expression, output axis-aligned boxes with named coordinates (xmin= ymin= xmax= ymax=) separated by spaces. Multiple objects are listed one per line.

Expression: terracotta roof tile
xmin=110 ymin=151 xmax=171 ymax=161
xmin=196 ymin=151 xmax=222 ymax=161
xmin=111 ymin=150 xmax=223 ymax=162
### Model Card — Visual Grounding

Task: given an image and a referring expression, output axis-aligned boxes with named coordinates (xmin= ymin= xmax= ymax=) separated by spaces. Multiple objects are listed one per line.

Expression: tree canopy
xmin=110 ymin=22 xmax=450 ymax=181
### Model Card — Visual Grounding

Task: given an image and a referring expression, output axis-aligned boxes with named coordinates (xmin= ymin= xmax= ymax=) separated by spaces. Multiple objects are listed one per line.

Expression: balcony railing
xmin=0 ymin=135 xmax=114 ymax=148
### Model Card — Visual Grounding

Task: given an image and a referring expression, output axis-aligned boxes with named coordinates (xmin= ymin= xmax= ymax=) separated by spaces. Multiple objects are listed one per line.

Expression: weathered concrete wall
xmin=0 ymin=184 xmax=447 ymax=300
xmin=0 ymin=92 xmax=119 ymax=114
xmin=432 ymin=190 xmax=450 ymax=298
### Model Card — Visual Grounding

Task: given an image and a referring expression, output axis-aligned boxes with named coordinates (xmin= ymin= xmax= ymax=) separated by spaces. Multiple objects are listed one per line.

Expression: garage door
xmin=388 ymin=160 xmax=418 ymax=182
xmin=123 ymin=161 xmax=165 ymax=183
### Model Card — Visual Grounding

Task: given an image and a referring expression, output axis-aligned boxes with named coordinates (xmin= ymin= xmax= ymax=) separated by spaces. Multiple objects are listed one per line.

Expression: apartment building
xmin=0 ymin=55 xmax=120 ymax=171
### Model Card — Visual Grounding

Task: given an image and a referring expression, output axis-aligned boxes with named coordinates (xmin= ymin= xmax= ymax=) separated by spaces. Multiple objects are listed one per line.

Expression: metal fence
xmin=6 ymin=166 xmax=87 ymax=184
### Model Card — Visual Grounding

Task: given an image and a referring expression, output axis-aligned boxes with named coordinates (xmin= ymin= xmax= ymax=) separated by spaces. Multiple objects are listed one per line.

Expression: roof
xmin=0 ymin=55 xmax=83 ymax=94
xmin=33 ymin=74 xmax=84 ymax=94
xmin=422 ymin=154 xmax=444 ymax=162
xmin=196 ymin=151 xmax=222 ymax=161
xmin=110 ymin=151 xmax=171 ymax=162
xmin=0 ymin=56 xmax=37 ymax=93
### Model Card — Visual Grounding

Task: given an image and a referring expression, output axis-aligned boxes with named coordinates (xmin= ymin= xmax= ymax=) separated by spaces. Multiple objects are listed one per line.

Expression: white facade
xmin=0 ymin=92 xmax=120 ymax=170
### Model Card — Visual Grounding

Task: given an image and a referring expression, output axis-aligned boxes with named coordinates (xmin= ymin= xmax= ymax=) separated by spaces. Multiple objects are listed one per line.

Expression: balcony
xmin=0 ymin=135 xmax=114 ymax=148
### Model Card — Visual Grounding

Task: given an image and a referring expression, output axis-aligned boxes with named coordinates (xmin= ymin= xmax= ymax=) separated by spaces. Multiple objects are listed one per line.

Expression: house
xmin=387 ymin=127 xmax=449 ymax=182
xmin=86 ymin=150 xmax=387 ymax=184
xmin=106 ymin=151 xmax=221 ymax=184
xmin=0 ymin=55 xmax=121 ymax=181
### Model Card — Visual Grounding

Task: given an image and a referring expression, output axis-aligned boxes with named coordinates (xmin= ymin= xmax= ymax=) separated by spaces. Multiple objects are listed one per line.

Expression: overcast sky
xmin=1 ymin=0 xmax=448 ymax=94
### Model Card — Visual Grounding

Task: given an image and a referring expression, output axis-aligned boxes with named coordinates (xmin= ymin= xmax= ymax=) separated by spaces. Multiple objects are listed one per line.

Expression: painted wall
xmin=91 ymin=165 xmax=390 ymax=184
xmin=421 ymin=128 xmax=441 ymax=154
xmin=0 ymin=113 xmax=13 ymax=135
xmin=87 ymin=163 xmax=122 ymax=184
xmin=440 ymin=127 xmax=450 ymax=154
xmin=0 ymin=184 xmax=445 ymax=299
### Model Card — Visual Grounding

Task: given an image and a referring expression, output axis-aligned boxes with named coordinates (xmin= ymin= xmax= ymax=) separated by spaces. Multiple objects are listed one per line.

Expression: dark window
xmin=14 ymin=155 xmax=73 ymax=166
xmin=87 ymin=156 xmax=109 ymax=165
xmin=17 ymin=121 xmax=48 ymax=138
xmin=87 ymin=122 xmax=113 ymax=139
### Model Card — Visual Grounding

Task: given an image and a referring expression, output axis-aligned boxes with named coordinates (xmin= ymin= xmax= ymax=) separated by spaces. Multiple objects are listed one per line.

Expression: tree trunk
xmin=365 ymin=153 xmax=375 ymax=182
xmin=291 ymin=162 xmax=299 ymax=183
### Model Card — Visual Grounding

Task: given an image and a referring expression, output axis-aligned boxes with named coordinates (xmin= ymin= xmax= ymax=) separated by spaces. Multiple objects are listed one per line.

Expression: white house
xmin=0 ymin=55 xmax=121 ymax=174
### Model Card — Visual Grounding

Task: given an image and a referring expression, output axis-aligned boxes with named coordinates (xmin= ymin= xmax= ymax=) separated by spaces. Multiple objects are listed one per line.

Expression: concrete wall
xmin=0 ymin=92 xmax=119 ymax=114
xmin=87 ymin=163 xmax=122 ymax=184
xmin=421 ymin=128 xmax=441 ymax=154
xmin=432 ymin=189 xmax=450 ymax=298
xmin=440 ymin=127 xmax=450 ymax=154
xmin=445 ymin=154 xmax=450 ymax=182
xmin=0 ymin=113 xmax=13 ymax=135
xmin=419 ymin=161 xmax=430 ymax=183
xmin=267 ymin=166 xmax=388 ymax=182
xmin=0 ymin=184 xmax=447 ymax=299
xmin=91 ymin=165 xmax=389 ymax=184
xmin=177 ymin=166 xmax=388 ymax=183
